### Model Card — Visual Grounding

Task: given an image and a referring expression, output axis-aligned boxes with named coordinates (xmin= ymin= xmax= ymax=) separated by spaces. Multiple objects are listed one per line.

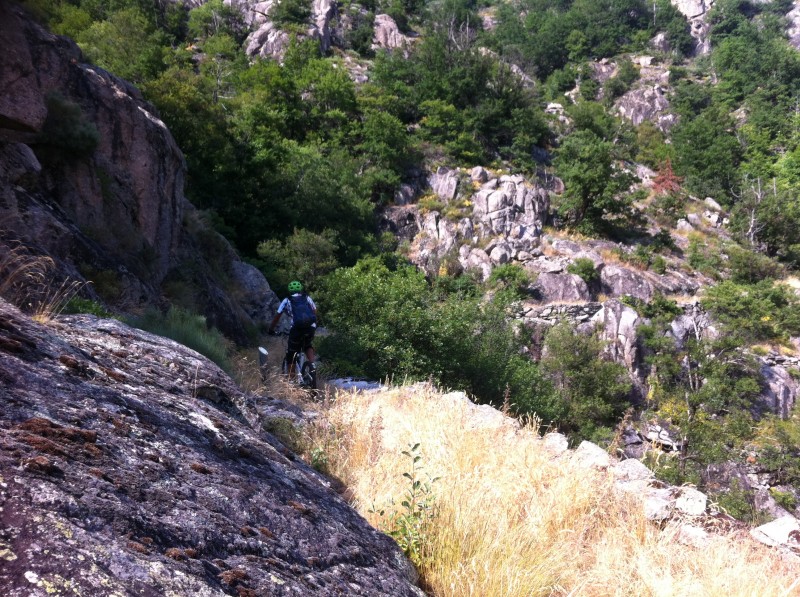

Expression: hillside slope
xmin=0 ymin=298 xmax=422 ymax=596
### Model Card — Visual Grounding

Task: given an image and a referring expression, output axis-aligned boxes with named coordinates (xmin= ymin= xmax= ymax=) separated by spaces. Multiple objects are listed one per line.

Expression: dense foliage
xmin=23 ymin=0 xmax=800 ymax=519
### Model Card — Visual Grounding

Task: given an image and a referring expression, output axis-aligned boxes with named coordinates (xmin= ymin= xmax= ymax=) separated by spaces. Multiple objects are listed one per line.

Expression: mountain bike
xmin=259 ymin=335 xmax=317 ymax=390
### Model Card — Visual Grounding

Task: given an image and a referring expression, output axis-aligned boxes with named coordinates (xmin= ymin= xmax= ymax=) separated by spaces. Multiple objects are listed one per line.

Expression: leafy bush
xmin=687 ymin=234 xmax=724 ymax=278
xmin=270 ymin=0 xmax=312 ymax=26
xmin=487 ymin=263 xmax=534 ymax=299
xmin=319 ymin=257 xmax=556 ymax=419
xmin=701 ymin=280 xmax=800 ymax=343
xmin=39 ymin=93 xmax=100 ymax=157
xmin=540 ymin=323 xmax=631 ymax=443
xmin=567 ymin=257 xmax=599 ymax=286
xmin=727 ymin=246 xmax=784 ymax=284
xmin=126 ymin=307 xmax=231 ymax=372
xmin=63 ymin=297 xmax=112 ymax=318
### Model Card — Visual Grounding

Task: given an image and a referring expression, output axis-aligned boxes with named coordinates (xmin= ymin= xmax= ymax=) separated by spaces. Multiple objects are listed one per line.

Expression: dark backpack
xmin=289 ymin=293 xmax=316 ymax=328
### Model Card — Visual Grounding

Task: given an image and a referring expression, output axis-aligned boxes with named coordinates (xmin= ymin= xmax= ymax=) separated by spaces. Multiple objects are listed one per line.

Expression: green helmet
xmin=288 ymin=280 xmax=303 ymax=293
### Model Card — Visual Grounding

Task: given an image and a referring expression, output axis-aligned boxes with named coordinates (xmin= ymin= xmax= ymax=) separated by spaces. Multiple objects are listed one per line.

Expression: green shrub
xmin=319 ymin=257 xmax=556 ymax=419
xmin=702 ymin=280 xmax=800 ymax=343
xmin=39 ymin=92 xmax=100 ymax=158
xmin=770 ymin=488 xmax=797 ymax=512
xmin=727 ymin=246 xmax=784 ymax=284
xmin=714 ymin=480 xmax=761 ymax=523
xmin=63 ymin=297 xmax=112 ymax=318
xmin=651 ymin=255 xmax=667 ymax=275
xmin=270 ymin=0 xmax=312 ymax=25
xmin=487 ymin=263 xmax=533 ymax=299
xmin=687 ymin=235 xmax=724 ymax=278
xmin=540 ymin=323 xmax=631 ymax=443
xmin=567 ymin=257 xmax=598 ymax=285
xmin=126 ymin=307 xmax=231 ymax=372
xmin=263 ymin=417 xmax=304 ymax=453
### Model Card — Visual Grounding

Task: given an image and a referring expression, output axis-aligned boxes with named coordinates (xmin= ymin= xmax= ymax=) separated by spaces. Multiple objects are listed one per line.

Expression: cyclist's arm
xmin=269 ymin=298 xmax=289 ymax=333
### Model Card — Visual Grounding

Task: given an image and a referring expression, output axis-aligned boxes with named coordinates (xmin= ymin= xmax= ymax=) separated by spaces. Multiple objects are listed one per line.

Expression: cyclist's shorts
xmin=287 ymin=325 xmax=315 ymax=361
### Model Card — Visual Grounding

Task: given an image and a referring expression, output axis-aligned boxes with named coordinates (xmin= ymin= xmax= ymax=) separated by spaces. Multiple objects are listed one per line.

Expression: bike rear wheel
xmin=300 ymin=361 xmax=317 ymax=390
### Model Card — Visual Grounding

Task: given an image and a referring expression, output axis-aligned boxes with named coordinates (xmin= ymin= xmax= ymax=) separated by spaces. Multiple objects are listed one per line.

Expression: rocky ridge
xmin=0 ymin=2 xmax=277 ymax=342
xmin=0 ymin=298 xmax=422 ymax=596
xmin=378 ymin=162 xmax=799 ymax=425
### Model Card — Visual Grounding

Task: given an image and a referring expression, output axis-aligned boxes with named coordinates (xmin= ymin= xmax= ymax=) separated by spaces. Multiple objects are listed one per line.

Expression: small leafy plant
xmin=370 ymin=443 xmax=439 ymax=567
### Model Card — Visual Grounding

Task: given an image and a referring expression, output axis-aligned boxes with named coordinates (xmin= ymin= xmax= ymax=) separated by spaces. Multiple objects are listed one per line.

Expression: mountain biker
xmin=268 ymin=280 xmax=317 ymax=378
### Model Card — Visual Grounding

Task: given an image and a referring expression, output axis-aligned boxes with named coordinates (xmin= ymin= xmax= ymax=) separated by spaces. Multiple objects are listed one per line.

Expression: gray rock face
xmin=593 ymin=299 xmax=645 ymax=398
xmin=616 ymin=84 xmax=675 ymax=131
xmin=429 ymin=167 xmax=460 ymax=202
xmin=245 ymin=21 xmax=290 ymax=60
xmin=759 ymin=362 xmax=798 ymax=419
xmin=242 ymin=0 xmax=338 ymax=61
xmin=671 ymin=0 xmax=715 ymax=54
xmin=372 ymin=14 xmax=414 ymax=53
xmin=788 ymin=4 xmax=800 ymax=49
xmin=600 ymin=265 xmax=654 ymax=300
xmin=379 ymin=205 xmax=421 ymax=241
xmin=0 ymin=4 xmax=275 ymax=344
xmin=230 ymin=260 xmax=279 ymax=329
xmin=535 ymin=273 xmax=592 ymax=303
xmin=0 ymin=299 xmax=423 ymax=596
xmin=0 ymin=3 xmax=183 ymax=287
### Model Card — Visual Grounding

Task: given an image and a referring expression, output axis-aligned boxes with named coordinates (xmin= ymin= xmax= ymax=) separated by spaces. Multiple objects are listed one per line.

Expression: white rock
xmin=613 ymin=458 xmax=654 ymax=482
xmin=674 ymin=487 xmax=707 ymax=516
xmin=645 ymin=495 xmax=673 ymax=520
xmin=676 ymin=524 xmax=709 ymax=547
xmin=751 ymin=515 xmax=800 ymax=547
xmin=541 ymin=432 xmax=569 ymax=457
xmin=573 ymin=441 xmax=611 ymax=470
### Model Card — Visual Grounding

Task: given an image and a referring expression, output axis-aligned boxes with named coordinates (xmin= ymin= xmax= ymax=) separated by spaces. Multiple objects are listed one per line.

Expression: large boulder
xmin=428 ymin=166 xmax=460 ymax=202
xmin=0 ymin=3 xmax=183 ymax=286
xmin=535 ymin=272 xmax=592 ymax=303
xmin=759 ymin=362 xmax=798 ymax=419
xmin=592 ymin=299 xmax=646 ymax=399
xmin=243 ymin=0 xmax=338 ymax=60
xmin=600 ymin=265 xmax=654 ymax=300
xmin=616 ymin=84 xmax=675 ymax=132
xmin=372 ymin=14 xmax=414 ymax=53
xmin=0 ymin=299 xmax=423 ymax=596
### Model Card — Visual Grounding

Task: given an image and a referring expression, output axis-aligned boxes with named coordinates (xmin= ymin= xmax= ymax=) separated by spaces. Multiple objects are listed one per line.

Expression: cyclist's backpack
xmin=289 ymin=293 xmax=316 ymax=329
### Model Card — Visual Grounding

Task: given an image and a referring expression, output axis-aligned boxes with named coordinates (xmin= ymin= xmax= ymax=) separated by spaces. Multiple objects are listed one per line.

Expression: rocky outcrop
xmin=242 ymin=0 xmax=338 ymax=61
xmin=0 ymin=298 xmax=422 ymax=596
xmin=616 ymin=83 xmax=675 ymax=132
xmin=372 ymin=14 xmax=414 ymax=54
xmin=759 ymin=361 xmax=799 ymax=419
xmin=0 ymin=2 xmax=183 ymax=285
xmin=671 ymin=0 xmax=715 ymax=54
xmin=398 ymin=167 xmax=550 ymax=278
xmin=0 ymin=3 xmax=277 ymax=343
xmin=534 ymin=272 xmax=592 ymax=303
xmin=600 ymin=265 xmax=655 ymax=301
xmin=788 ymin=4 xmax=800 ymax=50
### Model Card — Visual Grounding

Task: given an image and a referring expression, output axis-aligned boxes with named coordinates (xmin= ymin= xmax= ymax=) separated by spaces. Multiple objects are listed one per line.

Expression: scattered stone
xmin=674 ymin=487 xmax=707 ymax=517
xmin=751 ymin=516 xmax=800 ymax=548
xmin=572 ymin=441 xmax=611 ymax=470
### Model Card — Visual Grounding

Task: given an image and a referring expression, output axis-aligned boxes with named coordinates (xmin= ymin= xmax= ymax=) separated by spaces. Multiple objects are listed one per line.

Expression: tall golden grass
xmin=0 ymin=240 xmax=82 ymax=322
xmin=310 ymin=383 xmax=800 ymax=597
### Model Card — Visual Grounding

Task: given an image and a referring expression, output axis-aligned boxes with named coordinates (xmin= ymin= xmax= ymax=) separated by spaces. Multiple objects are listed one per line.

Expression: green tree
xmin=257 ymin=228 xmax=340 ymax=293
xmin=540 ymin=323 xmax=631 ymax=442
xmin=554 ymin=130 xmax=637 ymax=234
xmin=671 ymin=108 xmax=742 ymax=203
xmin=77 ymin=7 xmax=170 ymax=83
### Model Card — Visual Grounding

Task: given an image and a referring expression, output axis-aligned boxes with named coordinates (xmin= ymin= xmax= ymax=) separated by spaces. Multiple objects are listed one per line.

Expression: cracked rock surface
xmin=0 ymin=299 xmax=421 ymax=596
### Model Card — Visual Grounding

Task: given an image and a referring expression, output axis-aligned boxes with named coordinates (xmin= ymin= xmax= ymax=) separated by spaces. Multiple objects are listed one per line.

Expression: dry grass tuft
xmin=314 ymin=382 xmax=800 ymax=597
xmin=0 ymin=239 xmax=82 ymax=322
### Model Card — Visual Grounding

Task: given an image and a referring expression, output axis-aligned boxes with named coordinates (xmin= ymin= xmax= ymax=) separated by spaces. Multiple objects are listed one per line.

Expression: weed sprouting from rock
xmin=370 ymin=442 xmax=439 ymax=567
